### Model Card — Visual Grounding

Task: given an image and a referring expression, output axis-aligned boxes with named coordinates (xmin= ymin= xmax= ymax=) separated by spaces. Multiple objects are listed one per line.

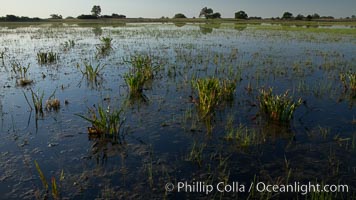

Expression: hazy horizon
xmin=0 ymin=0 xmax=355 ymax=19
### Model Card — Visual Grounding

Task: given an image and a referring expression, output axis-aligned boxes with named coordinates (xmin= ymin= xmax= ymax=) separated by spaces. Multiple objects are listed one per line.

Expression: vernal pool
xmin=0 ymin=22 xmax=355 ymax=199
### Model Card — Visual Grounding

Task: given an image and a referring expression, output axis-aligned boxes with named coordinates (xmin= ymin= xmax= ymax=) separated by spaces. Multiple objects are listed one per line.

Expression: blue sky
xmin=0 ymin=0 xmax=354 ymax=18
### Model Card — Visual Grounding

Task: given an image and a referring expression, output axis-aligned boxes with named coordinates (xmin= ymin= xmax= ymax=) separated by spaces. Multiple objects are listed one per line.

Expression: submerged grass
xmin=96 ymin=37 xmax=113 ymax=56
xmin=78 ymin=62 xmax=105 ymax=82
xmin=23 ymin=89 xmax=44 ymax=117
xmin=193 ymin=77 xmax=236 ymax=117
xmin=124 ymin=55 xmax=160 ymax=97
xmin=76 ymin=105 xmax=125 ymax=137
xmin=37 ymin=51 xmax=58 ymax=64
xmin=340 ymin=71 xmax=356 ymax=96
xmin=259 ymin=88 xmax=302 ymax=123
xmin=11 ymin=62 xmax=33 ymax=86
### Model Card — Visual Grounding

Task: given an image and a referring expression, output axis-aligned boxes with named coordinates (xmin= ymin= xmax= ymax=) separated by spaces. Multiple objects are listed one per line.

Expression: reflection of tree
xmin=234 ymin=25 xmax=247 ymax=31
xmin=173 ymin=22 xmax=187 ymax=28
xmin=199 ymin=26 xmax=213 ymax=34
xmin=199 ymin=23 xmax=221 ymax=34
xmin=92 ymin=27 xmax=103 ymax=36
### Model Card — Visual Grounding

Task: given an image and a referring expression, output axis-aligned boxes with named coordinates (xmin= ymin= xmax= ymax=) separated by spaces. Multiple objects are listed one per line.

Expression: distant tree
xmin=199 ymin=7 xmax=214 ymax=18
xmin=207 ymin=12 xmax=221 ymax=19
xmin=77 ymin=14 xmax=98 ymax=19
xmin=235 ymin=11 xmax=248 ymax=19
xmin=282 ymin=12 xmax=293 ymax=19
xmin=66 ymin=16 xmax=74 ymax=19
xmin=312 ymin=13 xmax=320 ymax=19
xmin=352 ymin=15 xmax=356 ymax=19
xmin=306 ymin=15 xmax=313 ymax=21
xmin=50 ymin=14 xmax=62 ymax=19
xmin=112 ymin=13 xmax=126 ymax=19
xmin=91 ymin=5 xmax=101 ymax=17
xmin=173 ymin=13 xmax=187 ymax=19
xmin=295 ymin=14 xmax=304 ymax=20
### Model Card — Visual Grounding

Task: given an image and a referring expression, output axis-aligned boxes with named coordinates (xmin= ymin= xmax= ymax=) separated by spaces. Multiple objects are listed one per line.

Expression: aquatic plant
xmin=193 ymin=77 xmax=236 ymax=117
xmin=124 ymin=55 xmax=160 ymax=97
xmin=34 ymin=160 xmax=64 ymax=200
xmin=24 ymin=89 xmax=44 ymax=117
xmin=193 ymin=78 xmax=221 ymax=117
xmin=45 ymin=90 xmax=60 ymax=111
xmin=37 ymin=51 xmax=58 ymax=64
xmin=11 ymin=62 xmax=33 ymax=86
xmin=187 ymin=142 xmax=205 ymax=167
xmin=340 ymin=71 xmax=356 ymax=94
xmin=78 ymin=62 xmax=105 ymax=82
xmin=258 ymin=88 xmax=302 ymax=123
xmin=63 ymin=39 xmax=75 ymax=50
xmin=96 ymin=37 xmax=113 ymax=56
xmin=76 ymin=105 xmax=125 ymax=136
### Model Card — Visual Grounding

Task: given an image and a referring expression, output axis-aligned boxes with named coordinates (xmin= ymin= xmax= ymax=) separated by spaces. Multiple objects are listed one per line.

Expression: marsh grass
xmin=96 ymin=37 xmax=113 ymax=56
xmin=187 ymin=142 xmax=205 ymax=167
xmin=45 ymin=90 xmax=60 ymax=111
xmin=78 ymin=62 xmax=105 ymax=82
xmin=225 ymin=123 xmax=261 ymax=147
xmin=259 ymin=88 xmax=302 ymax=124
xmin=63 ymin=39 xmax=75 ymax=50
xmin=34 ymin=160 xmax=64 ymax=200
xmin=193 ymin=77 xmax=236 ymax=117
xmin=340 ymin=71 xmax=356 ymax=96
xmin=124 ymin=55 xmax=160 ymax=97
xmin=24 ymin=89 xmax=44 ymax=117
xmin=76 ymin=105 xmax=125 ymax=138
xmin=11 ymin=62 xmax=33 ymax=86
xmin=37 ymin=51 xmax=58 ymax=64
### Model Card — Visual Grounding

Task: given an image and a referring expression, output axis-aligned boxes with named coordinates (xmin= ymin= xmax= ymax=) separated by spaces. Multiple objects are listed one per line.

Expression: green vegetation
xmin=91 ymin=5 xmax=102 ymax=17
xmin=37 ymin=51 xmax=58 ymax=64
xmin=11 ymin=62 xmax=33 ymax=86
xmin=77 ymin=105 xmax=125 ymax=136
xmin=173 ymin=13 xmax=187 ymax=19
xmin=34 ymin=160 xmax=64 ymax=200
xmin=258 ymin=88 xmax=302 ymax=123
xmin=235 ymin=11 xmax=248 ymax=19
xmin=124 ymin=55 xmax=159 ymax=97
xmin=199 ymin=7 xmax=221 ymax=19
xmin=96 ymin=37 xmax=113 ymax=56
xmin=193 ymin=77 xmax=236 ymax=117
xmin=78 ymin=62 xmax=105 ymax=82
xmin=340 ymin=71 xmax=356 ymax=94
xmin=23 ymin=89 xmax=44 ymax=117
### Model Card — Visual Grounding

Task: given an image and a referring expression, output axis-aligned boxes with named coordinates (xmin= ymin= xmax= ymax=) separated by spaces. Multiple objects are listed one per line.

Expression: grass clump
xmin=45 ymin=90 xmax=60 ymax=111
xmin=34 ymin=160 xmax=64 ymax=200
xmin=258 ymin=88 xmax=302 ymax=123
xmin=37 ymin=51 xmax=58 ymax=64
xmin=76 ymin=105 xmax=125 ymax=137
xmin=78 ymin=62 xmax=105 ymax=82
xmin=124 ymin=55 xmax=160 ymax=97
xmin=96 ymin=37 xmax=113 ymax=56
xmin=193 ymin=77 xmax=236 ymax=117
xmin=23 ymin=89 xmax=44 ymax=117
xmin=63 ymin=39 xmax=75 ymax=51
xmin=11 ymin=62 xmax=33 ymax=86
xmin=340 ymin=71 xmax=356 ymax=95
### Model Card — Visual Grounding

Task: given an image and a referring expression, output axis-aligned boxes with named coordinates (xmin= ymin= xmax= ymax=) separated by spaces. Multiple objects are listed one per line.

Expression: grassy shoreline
xmin=0 ymin=18 xmax=356 ymax=26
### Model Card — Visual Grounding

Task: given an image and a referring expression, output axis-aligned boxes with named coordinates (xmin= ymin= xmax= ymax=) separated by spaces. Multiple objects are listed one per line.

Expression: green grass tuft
xmin=258 ymin=88 xmax=302 ymax=123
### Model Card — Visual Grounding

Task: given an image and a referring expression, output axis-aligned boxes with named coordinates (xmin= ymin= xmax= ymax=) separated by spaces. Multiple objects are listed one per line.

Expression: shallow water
xmin=0 ymin=23 xmax=355 ymax=199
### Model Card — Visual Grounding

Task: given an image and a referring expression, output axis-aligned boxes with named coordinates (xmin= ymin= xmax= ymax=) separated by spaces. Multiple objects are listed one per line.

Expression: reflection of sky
xmin=0 ymin=0 xmax=354 ymax=18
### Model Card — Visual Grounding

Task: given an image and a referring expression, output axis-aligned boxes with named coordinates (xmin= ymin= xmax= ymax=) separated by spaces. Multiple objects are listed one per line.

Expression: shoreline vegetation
xmin=0 ymin=18 xmax=356 ymax=25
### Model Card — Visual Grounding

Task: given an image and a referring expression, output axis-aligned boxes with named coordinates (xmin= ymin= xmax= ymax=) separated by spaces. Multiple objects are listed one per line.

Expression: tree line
xmin=1 ymin=5 xmax=355 ymax=22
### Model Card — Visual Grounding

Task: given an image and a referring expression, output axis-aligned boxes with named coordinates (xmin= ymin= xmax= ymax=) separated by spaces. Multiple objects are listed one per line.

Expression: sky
xmin=0 ymin=0 xmax=354 ymax=19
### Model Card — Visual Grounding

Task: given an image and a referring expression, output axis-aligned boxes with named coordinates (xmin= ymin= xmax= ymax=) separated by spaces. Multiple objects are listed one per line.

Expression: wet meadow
xmin=0 ymin=21 xmax=355 ymax=199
